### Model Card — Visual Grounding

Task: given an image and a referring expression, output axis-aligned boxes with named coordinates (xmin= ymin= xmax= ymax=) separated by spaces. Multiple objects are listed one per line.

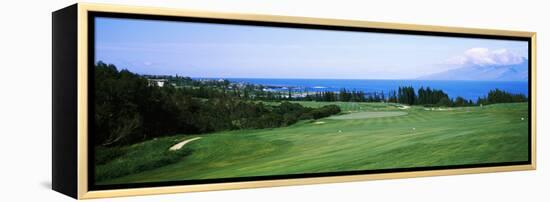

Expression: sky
xmin=95 ymin=17 xmax=528 ymax=79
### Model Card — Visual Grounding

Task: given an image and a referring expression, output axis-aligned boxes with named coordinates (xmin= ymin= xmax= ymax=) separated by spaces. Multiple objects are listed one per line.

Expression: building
xmin=147 ymin=79 xmax=167 ymax=87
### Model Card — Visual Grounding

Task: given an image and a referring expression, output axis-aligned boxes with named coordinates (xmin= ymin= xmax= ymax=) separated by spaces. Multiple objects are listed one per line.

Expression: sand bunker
xmin=169 ymin=137 xmax=202 ymax=151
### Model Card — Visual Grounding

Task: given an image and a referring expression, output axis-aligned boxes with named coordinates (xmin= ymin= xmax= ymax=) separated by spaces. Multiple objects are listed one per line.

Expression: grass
xmin=328 ymin=111 xmax=408 ymax=119
xmin=96 ymin=102 xmax=529 ymax=185
xmin=262 ymin=100 xmax=398 ymax=112
xmin=95 ymin=136 xmax=194 ymax=181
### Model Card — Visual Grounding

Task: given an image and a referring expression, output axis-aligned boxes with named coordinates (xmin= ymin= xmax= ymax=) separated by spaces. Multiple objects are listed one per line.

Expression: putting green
xmin=328 ymin=111 xmax=408 ymax=120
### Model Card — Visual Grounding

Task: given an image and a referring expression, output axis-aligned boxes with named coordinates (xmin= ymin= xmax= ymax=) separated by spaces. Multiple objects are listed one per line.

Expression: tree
xmin=487 ymin=88 xmax=527 ymax=104
xmin=398 ymin=86 xmax=416 ymax=105
xmin=453 ymin=96 xmax=467 ymax=107
xmin=94 ymin=61 xmax=343 ymax=147
xmin=437 ymin=97 xmax=452 ymax=107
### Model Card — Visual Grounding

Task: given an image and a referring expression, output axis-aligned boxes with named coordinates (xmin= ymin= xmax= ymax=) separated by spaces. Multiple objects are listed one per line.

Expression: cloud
xmin=446 ymin=48 xmax=525 ymax=66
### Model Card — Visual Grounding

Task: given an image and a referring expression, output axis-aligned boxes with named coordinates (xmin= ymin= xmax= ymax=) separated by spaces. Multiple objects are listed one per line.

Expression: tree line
xmin=396 ymin=86 xmax=457 ymax=106
xmin=257 ymin=85 xmax=525 ymax=108
xmin=393 ymin=86 xmax=526 ymax=107
xmin=477 ymin=88 xmax=528 ymax=105
xmin=141 ymin=70 xmax=528 ymax=108
xmin=300 ymin=89 xmax=385 ymax=102
xmin=95 ymin=62 xmax=340 ymax=147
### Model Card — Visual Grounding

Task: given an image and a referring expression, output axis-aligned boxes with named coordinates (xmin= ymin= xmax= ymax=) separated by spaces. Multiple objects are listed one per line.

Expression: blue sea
xmin=225 ymin=78 xmax=528 ymax=101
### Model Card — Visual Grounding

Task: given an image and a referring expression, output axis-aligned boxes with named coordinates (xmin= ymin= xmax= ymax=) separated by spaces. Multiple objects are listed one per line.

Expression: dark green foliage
xmin=437 ymin=96 xmax=452 ymax=107
xmin=95 ymin=62 xmax=341 ymax=148
xmin=336 ymin=89 xmax=366 ymax=102
xmin=306 ymin=91 xmax=338 ymax=102
xmin=453 ymin=96 xmax=468 ymax=107
xmin=396 ymin=86 xmax=523 ymax=107
xmin=387 ymin=90 xmax=398 ymax=103
xmin=95 ymin=62 xmax=149 ymax=146
xmin=477 ymin=88 xmax=527 ymax=105
xmin=308 ymin=105 xmax=342 ymax=119
xmin=305 ymin=89 xmax=384 ymax=102
xmin=366 ymin=92 xmax=385 ymax=102
xmin=398 ymin=86 xmax=416 ymax=105
xmin=416 ymin=87 xmax=459 ymax=107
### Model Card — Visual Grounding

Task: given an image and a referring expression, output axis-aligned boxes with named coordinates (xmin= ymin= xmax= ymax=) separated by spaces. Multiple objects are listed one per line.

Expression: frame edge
xmin=77 ymin=2 xmax=535 ymax=38
xmin=530 ymin=32 xmax=537 ymax=170
xmin=74 ymin=3 xmax=537 ymax=199
xmin=77 ymin=3 xmax=90 ymax=200
xmin=52 ymin=3 xmax=79 ymax=199
xmin=80 ymin=165 xmax=534 ymax=199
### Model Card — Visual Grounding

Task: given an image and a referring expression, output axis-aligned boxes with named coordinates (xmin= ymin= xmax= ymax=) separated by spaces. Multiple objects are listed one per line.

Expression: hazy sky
xmin=95 ymin=17 xmax=528 ymax=79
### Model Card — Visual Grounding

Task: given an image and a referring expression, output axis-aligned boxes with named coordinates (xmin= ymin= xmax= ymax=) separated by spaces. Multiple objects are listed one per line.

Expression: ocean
xmin=225 ymin=78 xmax=529 ymax=101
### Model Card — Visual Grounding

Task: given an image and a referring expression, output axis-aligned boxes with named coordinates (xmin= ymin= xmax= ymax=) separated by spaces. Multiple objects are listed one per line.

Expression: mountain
xmin=417 ymin=58 xmax=528 ymax=81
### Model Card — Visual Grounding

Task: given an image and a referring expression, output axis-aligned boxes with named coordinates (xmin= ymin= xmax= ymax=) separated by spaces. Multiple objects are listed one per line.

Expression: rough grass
xmin=95 ymin=136 xmax=195 ymax=182
xmin=96 ymin=102 xmax=529 ymax=185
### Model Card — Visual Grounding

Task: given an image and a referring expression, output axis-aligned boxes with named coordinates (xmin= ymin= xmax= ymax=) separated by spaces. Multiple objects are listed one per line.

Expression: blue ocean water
xmin=225 ymin=78 xmax=528 ymax=101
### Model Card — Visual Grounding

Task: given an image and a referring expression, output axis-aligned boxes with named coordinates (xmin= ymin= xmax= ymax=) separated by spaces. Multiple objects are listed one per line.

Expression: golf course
xmin=96 ymin=101 xmax=529 ymax=185
xmin=91 ymin=17 xmax=531 ymax=187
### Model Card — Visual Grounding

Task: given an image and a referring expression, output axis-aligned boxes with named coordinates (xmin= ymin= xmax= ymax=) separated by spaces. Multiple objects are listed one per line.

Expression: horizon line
xmin=140 ymin=74 xmax=528 ymax=82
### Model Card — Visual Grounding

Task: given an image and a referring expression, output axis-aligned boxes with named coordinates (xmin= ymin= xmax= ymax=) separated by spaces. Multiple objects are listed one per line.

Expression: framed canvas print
xmin=52 ymin=3 xmax=536 ymax=199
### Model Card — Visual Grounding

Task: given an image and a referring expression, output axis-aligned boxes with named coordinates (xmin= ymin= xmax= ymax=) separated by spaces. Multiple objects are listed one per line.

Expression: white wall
xmin=0 ymin=0 xmax=546 ymax=201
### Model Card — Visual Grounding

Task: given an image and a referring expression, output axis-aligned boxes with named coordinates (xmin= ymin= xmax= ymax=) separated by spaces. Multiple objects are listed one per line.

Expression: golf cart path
xmin=169 ymin=137 xmax=202 ymax=151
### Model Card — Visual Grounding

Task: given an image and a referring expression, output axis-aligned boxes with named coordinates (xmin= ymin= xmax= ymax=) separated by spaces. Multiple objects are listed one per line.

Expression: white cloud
xmin=447 ymin=48 xmax=525 ymax=66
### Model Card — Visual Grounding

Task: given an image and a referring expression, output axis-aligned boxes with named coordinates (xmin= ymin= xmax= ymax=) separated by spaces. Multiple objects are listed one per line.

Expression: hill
xmin=418 ymin=58 xmax=528 ymax=81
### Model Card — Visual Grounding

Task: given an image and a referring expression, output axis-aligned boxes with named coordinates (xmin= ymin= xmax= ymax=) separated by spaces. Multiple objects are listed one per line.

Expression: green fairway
xmin=96 ymin=102 xmax=529 ymax=185
xmin=328 ymin=111 xmax=408 ymax=120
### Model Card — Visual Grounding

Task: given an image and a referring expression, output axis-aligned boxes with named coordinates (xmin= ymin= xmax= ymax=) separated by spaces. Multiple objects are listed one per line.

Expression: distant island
xmin=418 ymin=58 xmax=528 ymax=81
